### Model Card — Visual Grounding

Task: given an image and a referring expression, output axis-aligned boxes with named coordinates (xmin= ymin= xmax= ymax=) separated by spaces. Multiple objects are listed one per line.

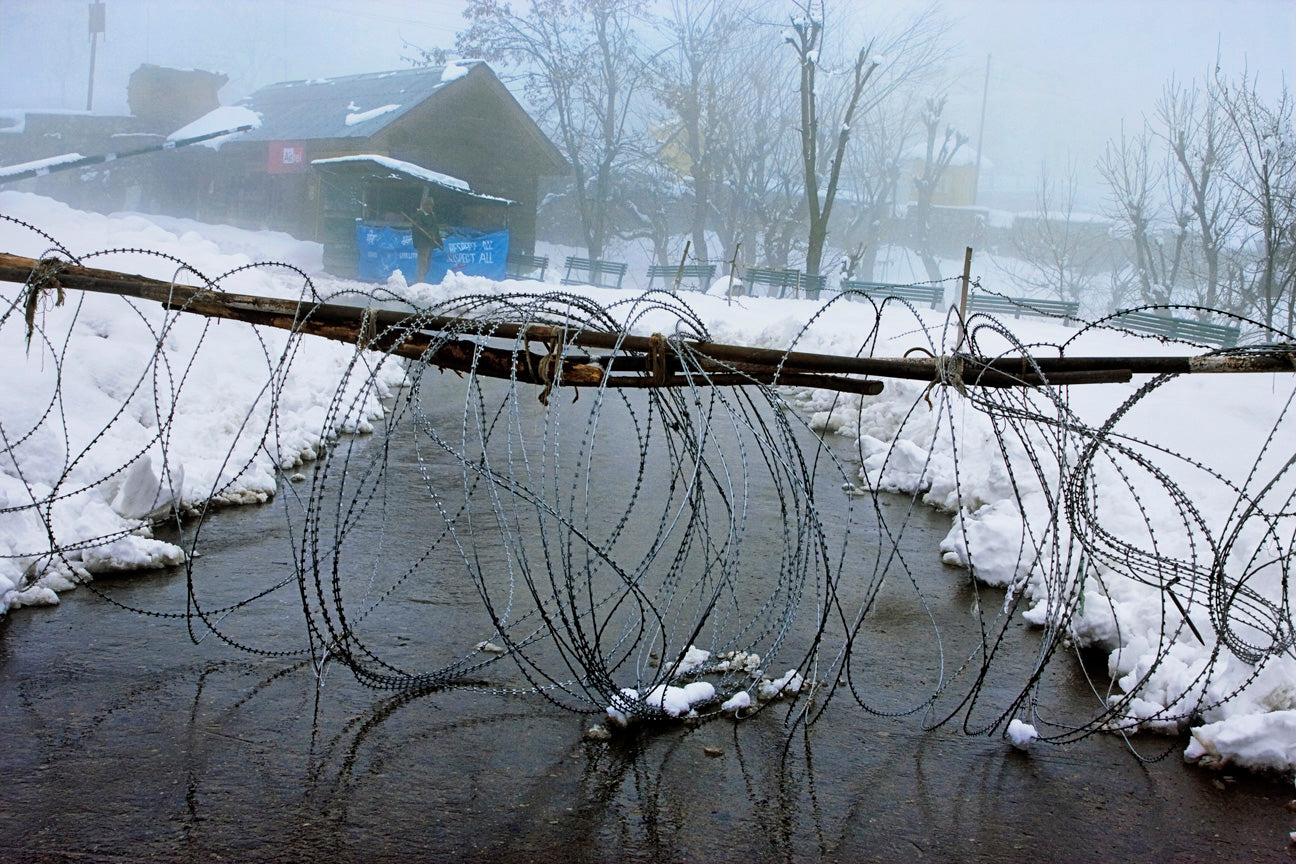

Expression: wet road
xmin=1 ymin=379 xmax=1293 ymax=863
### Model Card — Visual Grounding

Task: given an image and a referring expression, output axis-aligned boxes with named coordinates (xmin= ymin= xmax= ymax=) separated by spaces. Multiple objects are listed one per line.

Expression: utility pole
xmin=86 ymin=2 xmax=106 ymax=111
xmin=973 ymin=53 xmax=990 ymax=206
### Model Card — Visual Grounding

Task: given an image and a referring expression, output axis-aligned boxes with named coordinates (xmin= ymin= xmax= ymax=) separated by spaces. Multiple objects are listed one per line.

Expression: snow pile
xmin=605 ymin=682 xmax=717 ymax=726
xmin=758 ymin=669 xmax=805 ymax=701
xmin=1007 ymin=719 xmax=1039 ymax=750
xmin=1185 ymin=711 xmax=1296 ymax=773
xmin=0 ymin=191 xmax=404 ymax=610
xmin=440 ymin=61 xmax=473 ymax=84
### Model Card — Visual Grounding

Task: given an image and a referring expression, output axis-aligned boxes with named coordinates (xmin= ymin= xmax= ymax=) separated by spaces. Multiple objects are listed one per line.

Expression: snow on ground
xmin=1 ymin=192 xmax=1293 ymax=776
xmin=0 ymin=191 xmax=404 ymax=608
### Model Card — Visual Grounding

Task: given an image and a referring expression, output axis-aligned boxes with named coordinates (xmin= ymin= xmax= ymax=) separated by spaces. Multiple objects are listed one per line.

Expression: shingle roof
xmin=233 ymin=61 xmax=484 ymax=142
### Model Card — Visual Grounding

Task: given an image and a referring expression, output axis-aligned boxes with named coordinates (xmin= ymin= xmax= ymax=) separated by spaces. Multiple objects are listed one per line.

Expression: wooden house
xmin=166 ymin=62 xmax=567 ymax=277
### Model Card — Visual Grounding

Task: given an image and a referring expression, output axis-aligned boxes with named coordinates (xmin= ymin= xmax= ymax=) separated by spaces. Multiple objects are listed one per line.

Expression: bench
xmin=843 ymin=280 xmax=945 ymax=309
xmin=800 ymin=273 xmax=827 ymax=300
xmin=562 ymin=256 xmax=628 ymax=289
xmin=1113 ymin=310 xmax=1240 ymax=347
xmin=506 ymin=252 xmax=549 ymax=281
xmin=646 ymin=263 xmax=717 ymax=291
xmin=744 ymin=267 xmax=802 ymax=299
xmin=967 ymin=294 xmax=1080 ymax=324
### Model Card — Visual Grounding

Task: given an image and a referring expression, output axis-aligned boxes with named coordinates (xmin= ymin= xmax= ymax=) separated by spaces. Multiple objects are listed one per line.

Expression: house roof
xmin=172 ymin=61 xmax=567 ymax=176
xmin=311 ymin=154 xmax=514 ymax=205
xmin=231 ymin=62 xmax=481 ymax=142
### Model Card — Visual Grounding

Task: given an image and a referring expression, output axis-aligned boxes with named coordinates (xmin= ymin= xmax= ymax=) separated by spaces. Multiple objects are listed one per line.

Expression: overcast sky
xmin=1 ymin=0 xmax=1291 ymax=209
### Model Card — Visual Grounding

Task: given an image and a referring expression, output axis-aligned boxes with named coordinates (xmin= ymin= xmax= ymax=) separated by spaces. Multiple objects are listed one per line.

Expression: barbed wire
xmin=2 ymin=223 xmax=1294 ymax=756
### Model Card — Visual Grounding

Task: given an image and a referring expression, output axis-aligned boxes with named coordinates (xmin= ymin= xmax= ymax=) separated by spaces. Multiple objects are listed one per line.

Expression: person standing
xmin=410 ymin=194 xmax=443 ymax=282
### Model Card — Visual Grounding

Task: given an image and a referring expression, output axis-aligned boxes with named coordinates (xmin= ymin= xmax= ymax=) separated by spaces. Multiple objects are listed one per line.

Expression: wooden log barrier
xmin=3 ymin=253 xmax=1294 ymax=400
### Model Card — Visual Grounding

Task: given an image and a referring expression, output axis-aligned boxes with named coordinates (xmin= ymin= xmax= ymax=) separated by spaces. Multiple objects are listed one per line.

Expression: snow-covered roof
xmin=210 ymin=61 xmax=485 ymax=143
xmin=310 ymin=154 xmax=514 ymax=204
xmin=167 ymin=105 xmax=262 ymax=149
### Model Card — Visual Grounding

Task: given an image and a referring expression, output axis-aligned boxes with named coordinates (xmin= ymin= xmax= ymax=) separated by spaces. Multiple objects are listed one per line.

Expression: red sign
xmin=267 ymin=141 xmax=307 ymax=174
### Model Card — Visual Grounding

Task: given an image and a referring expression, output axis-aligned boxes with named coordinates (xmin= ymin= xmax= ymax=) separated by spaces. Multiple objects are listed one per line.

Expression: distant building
xmin=0 ymin=64 xmax=228 ymax=213
xmin=165 ymin=61 xmax=567 ymax=274
xmin=905 ymin=145 xmax=985 ymax=208
xmin=1 ymin=62 xmax=567 ymax=278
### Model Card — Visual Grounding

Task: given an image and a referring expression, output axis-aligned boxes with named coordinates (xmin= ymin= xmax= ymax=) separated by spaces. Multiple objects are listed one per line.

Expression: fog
xmin=0 ymin=0 xmax=1291 ymax=209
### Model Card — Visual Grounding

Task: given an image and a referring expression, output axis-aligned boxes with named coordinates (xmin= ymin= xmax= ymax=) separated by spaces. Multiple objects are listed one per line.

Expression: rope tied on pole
xmin=906 ymin=345 xmax=967 ymax=406
xmin=936 ymin=353 xmax=967 ymax=396
xmin=23 ymin=257 xmax=68 ymax=352
xmin=536 ymin=327 xmax=565 ymax=406
xmin=647 ymin=332 xmax=670 ymax=387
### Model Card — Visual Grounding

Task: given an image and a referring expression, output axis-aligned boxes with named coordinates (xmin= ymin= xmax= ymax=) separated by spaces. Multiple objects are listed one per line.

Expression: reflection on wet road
xmin=0 ymin=379 xmax=1291 ymax=863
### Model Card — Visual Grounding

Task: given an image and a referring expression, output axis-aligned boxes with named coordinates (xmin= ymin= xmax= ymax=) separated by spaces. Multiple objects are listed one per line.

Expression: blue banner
xmin=354 ymin=223 xmax=510 ymax=283
xmin=355 ymin=222 xmax=417 ymax=282
xmin=425 ymin=228 xmax=510 ymax=283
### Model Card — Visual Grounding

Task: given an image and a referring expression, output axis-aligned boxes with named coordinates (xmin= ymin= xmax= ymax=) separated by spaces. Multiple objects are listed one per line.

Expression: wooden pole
xmin=3 ymin=254 xmax=1292 ymax=398
xmin=725 ymin=243 xmax=740 ymax=307
xmin=957 ymin=246 xmax=973 ymax=352
xmin=672 ymin=240 xmax=691 ymax=294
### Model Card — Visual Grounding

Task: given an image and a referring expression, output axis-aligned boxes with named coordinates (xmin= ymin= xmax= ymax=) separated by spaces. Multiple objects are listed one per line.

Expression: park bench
xmin=645 ymin=263 xmax=717 ymax=291
xmin=744 ymin=267 xmax=802 ymax=299
xmin=800 ymin=273 xmax=827 ymax=300
xmin=843 ymin=280 xmax=945 ymax=309
xmin=1113 ymin=310 xmax=1240 ymax=348
xmin=506 ymin=252 xmax=549 ymax=281
xmin=562 ymin=256 xmax=628 ymax=289
xmin=967 ymin=294 xmax=1081 ymax=324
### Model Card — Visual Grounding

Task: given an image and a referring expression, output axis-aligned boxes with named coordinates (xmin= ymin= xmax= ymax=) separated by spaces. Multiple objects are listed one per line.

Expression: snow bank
xmin=0 ymin=191 xmax=404 ymax=611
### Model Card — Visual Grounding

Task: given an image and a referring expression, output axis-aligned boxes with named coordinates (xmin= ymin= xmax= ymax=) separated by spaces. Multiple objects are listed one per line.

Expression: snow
xmin=721 ymin=691 xmax=752 ymax=713
xmin=311 ymin=154 xmax=470 ymax=192
xmin=0 ymin=152 xmax=85 ymax=179
xmin=344 ymin=103 xmax=400 ymax=127
xmin=675 ymin=645 xmax=711 ymax=674
xmin=759 ymin=669 xmax=805 ymax=701
xmin=440 ymin=61 xmax=472 ymax=83
xmin=0 ymin=190 xmax=403 ymax=611
xmin=167 ymin=105 xmax=262 ymax=148
xmin=0 ymin=109 xmax=28 ymax=134
xmin=1 ymin=192 xmax=1295 ymax=778
xmin=1185 ymin=711 xmax=1296 ymax=772
xmin=1007 ymin=719 xmax=1039 ymax=749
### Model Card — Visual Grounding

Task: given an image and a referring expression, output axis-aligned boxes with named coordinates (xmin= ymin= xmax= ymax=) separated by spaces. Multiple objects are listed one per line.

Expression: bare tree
xmin=836 ymin=92 xmax=920 ymax=282
xmin=1100 ymin=65 xmax=1296 ymax=333
xmin=1155 ymin=76 xmax=1242 ymax=312
xmin=1099 ymin=123 xmax=1186 ymax=307
xmin=706 ymin=41 xmax=803 ymax=272
xmin=457 ymin=0 xmax=651 ymax=260
xmin=1009 ymin=163 xmax=1106 ymax=305
xmin=786 ymin=6 xmax=877 ymax=278
xmin=647 ymin=0 xmax=758 ymax=266
xmin=783 ymin=0 xmax=948 ymax=280
xmin=910 ymin=94 xmax=967 ymax=283
xmin=613 ymin=160 xmax=676 ymax=267
xmin=1216 ymin=71 xmax=1296 ymax=332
